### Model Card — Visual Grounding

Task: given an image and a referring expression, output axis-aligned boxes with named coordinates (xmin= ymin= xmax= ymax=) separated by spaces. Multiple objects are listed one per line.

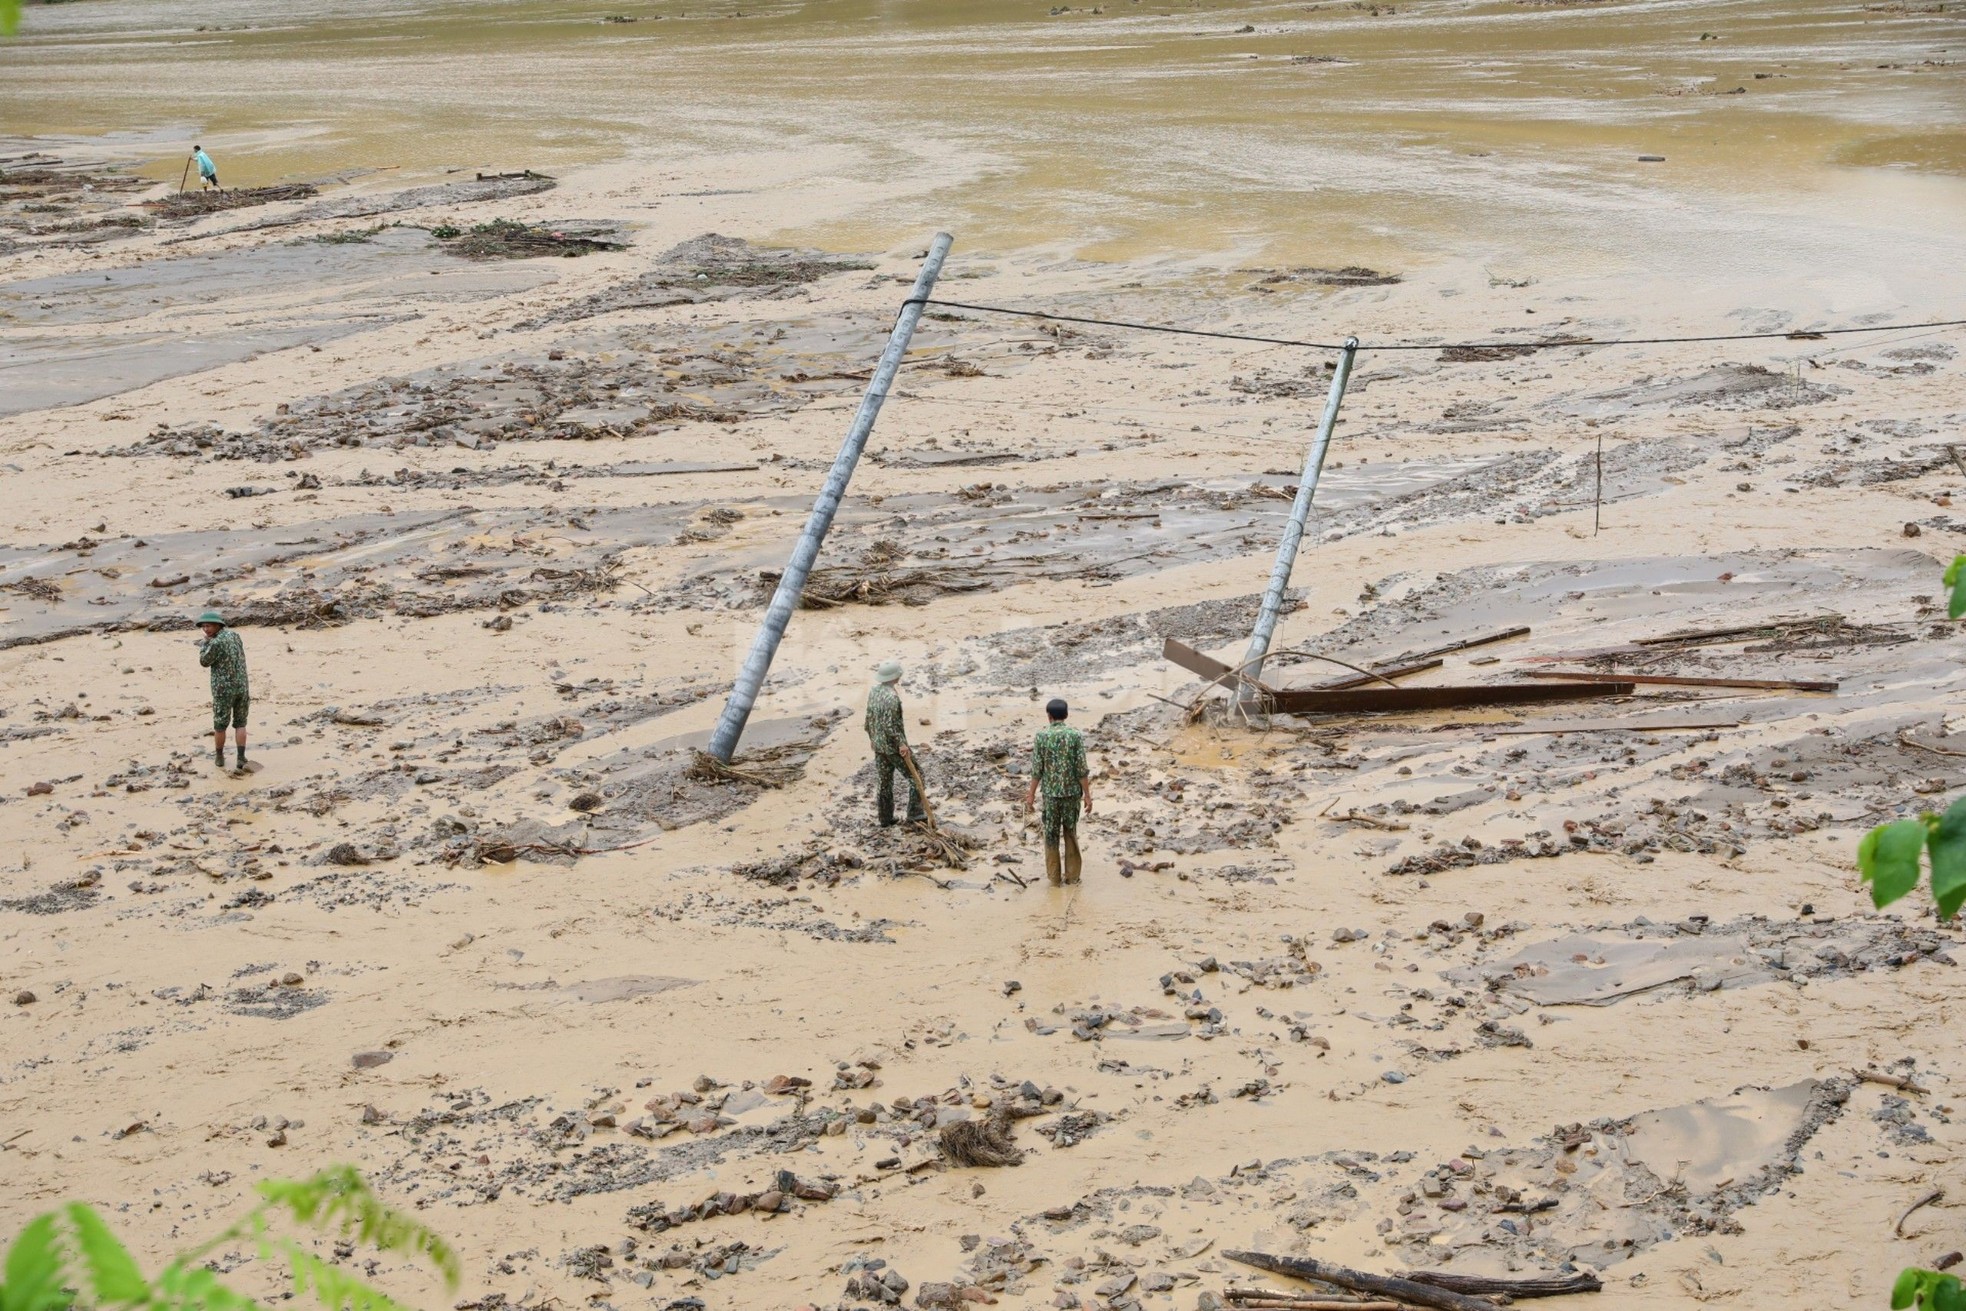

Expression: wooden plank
xmin=1269 ymin=681 xmax=1632 ymax=715
xmin=1395 ymin=625 xmax=1531 ymax=662
xmin=1163 ymin=636 xmax=1236 ymax=685
xmin=1485 ymin=719 xmax=1741 ymax=735
xmin=1162 ymin=637 xmax=1277 ymax=694
xmin=1523 ymin=670 xmax=1838 ymax=693
xmin=1313 ymin=658 xmax=1442 ymax=690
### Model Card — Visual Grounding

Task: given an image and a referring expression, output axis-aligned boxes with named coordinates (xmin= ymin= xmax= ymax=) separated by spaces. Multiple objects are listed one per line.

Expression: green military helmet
xmin=196 ymin=610 xmax=226 ymax=626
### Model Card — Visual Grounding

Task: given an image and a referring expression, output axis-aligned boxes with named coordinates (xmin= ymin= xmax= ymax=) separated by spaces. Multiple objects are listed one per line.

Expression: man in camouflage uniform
xmin=195 ymin=609 xmax=250 ymax=771
xmin=1023 ymin=697 xmax=1090 ymax=885
xmin=864 ymin=660 xmax=925 ymax=827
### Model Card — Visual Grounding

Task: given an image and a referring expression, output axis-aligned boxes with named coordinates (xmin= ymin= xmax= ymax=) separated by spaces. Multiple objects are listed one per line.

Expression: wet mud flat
xmin=2 ymin=154 xmax=1965 ymax=1311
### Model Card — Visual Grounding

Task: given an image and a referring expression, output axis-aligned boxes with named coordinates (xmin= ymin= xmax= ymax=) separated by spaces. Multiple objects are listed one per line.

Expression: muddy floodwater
xmin=5 ymin=0 xmax=1966 ymax=279
xmin=4 ymin=1 xmax=1966 ymax=1309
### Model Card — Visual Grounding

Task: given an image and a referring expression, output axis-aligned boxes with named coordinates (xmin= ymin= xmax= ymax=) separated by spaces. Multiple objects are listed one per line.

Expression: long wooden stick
xmin=1399 ymin=1269 xmax=1603 ymax=1297
xmin=899 ymin=751 xmax=939 ymax=831
xmin=178 ymin=158 xmax=192 ymax=193
xmin=1522 ymin=670 xmax=1838 ymax=693
xmin=1224 ymin=1252 xmax=1500 ymax=1311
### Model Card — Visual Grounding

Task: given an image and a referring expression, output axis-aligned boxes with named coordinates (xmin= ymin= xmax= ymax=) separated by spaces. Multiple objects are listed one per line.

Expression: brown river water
xmin=3 ymin=0 xmax=1964 ymax=284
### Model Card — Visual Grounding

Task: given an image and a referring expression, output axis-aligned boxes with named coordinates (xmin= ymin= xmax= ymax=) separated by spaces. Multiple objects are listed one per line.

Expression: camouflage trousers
xmin=1041 ymin=792 xmax=1083 ymax=884
xmin=875 ymin=751 xmax=926 ymax=826
xmin=212 ymin=690 xmax=250 ymax=733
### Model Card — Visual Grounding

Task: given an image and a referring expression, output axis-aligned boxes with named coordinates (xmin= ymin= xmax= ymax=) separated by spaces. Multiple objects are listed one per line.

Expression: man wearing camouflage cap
xmin=195 ymin=610 xmax=250 ymax=771
xmin=864 ymin=659 xmax=925 ymax=827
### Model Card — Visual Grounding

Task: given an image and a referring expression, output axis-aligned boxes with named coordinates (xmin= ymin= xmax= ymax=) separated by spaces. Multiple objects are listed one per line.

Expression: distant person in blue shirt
xmin=192 ymin=145 xmax=219 ymax=190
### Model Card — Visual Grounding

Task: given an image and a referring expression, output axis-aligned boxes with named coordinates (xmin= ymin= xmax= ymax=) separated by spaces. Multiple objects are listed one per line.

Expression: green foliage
xmin=1946 ymin=554 xmax=1966 ymax=620
xmin=1894 ymin=1268 xmax=1966 ymax=1311
xmin=0 ymin=1169 xmax=456 ymax=1311
xmin=1859 ymin=797 xmax=1966 ymax=919
xmin=0 ymin=0 xmax=19 ymax=37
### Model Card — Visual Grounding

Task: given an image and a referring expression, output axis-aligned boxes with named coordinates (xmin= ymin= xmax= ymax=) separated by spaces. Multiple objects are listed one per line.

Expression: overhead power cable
xmin=905 ymin=297 xmax=1966 ymax=355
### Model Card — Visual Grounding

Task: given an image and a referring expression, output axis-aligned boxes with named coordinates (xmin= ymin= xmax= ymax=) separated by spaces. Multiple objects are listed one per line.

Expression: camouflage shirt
xmin=1030 ymin=722 xmax=1087 ymax=798
xmin=865 ymin=682 xmax=907 ymax=756
xmin=199 ymin=627 xmax=249 ymax=699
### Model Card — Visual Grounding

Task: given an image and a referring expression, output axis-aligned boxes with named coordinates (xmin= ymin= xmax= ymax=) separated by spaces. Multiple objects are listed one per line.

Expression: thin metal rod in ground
xmin=705 ymin=232 xmax=954 ymax=763
xmin=1594 ymin=432 xmax=1603 ymax=535
xmin=1238 ymin=337 xmax=1358 ymax=702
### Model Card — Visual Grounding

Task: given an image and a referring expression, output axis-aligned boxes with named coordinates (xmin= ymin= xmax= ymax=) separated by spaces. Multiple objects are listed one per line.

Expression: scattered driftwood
xmin=1523 ymin=670 xmax=1838 ymax=693
xmin=1858 ymin=1067 xmax=1930 ymax=1094
xmin=1224 ymin=1253 xmax=1501 ymax=1311
xmin=1399 ymin=1269 xmax=1603 ymax=1298
xmin=940 ymin=1112 xmax=1023 ymax=1167
xmin=1900 ymin=733 xmax=1966 ymax=759
xmin=900 ymin=752 xmax=969 ymax=870
xmin=1226 ymin=1295 xmax=1399 ymax=1311
xmin=144 ymin=184 xmax=318 ymax=217
xmin=1396 ymin=626 xmax=1531 ymax=662
xmin=1897 ymin=1187 xmax=1945 ymax=1238
xmin=1319 ymin=802 xmax=1409 ymax=832
xmin=1313 ymin=658 xmax=1443 ymax=690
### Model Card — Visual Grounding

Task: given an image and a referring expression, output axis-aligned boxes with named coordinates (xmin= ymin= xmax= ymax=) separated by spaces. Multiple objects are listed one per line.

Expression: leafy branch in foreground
xmin=1894 ymin=1267 xmax=1966 ymax=1311
xmin=1947 ymin=554 xmax=1966 ymax=621
xmin=1857 ymin=795 xmax=1966 ymax=919
xmin=0 ymin=1167 xmax=457 ymax=1311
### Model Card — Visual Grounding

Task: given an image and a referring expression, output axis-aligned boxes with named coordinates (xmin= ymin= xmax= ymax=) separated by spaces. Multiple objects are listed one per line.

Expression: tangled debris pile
xmin=144 ymin=184 xmax=319 ymax=218
xmin=432 ymin=218 xmax=626 ymax=260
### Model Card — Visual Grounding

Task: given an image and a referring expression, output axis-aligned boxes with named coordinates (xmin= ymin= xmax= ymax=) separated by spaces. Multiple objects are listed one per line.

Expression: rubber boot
xmin=214 ymin=746 xmax=226 ymax=768
xmin=1044 ymin=844 xmax=1063 ymax=885
xmin=235 ymin=748 xmax=249 ymax=771
xmin=1063 ymin=829 xmax=1083 ymax=884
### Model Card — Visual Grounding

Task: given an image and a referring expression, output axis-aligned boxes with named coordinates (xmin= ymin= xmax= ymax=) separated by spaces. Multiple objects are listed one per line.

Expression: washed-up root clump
xmin=687 ymin=743 xmax=809 ymax=789
xmin=762 ymin=559 xmax=1002 ymax=609
xmin=940 ymin=1111 xmax=1024 ymax=1167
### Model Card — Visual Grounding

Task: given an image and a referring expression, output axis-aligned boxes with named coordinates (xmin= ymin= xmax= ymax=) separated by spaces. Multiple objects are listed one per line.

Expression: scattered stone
xmin=352 ymin=1050 xmax=394 ymax=1070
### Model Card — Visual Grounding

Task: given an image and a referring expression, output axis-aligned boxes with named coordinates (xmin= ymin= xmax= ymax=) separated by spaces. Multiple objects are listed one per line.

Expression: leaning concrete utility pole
xmin=1237 ymin=335 xmax=1359 ymax=703
xmin=704 ymin=232 xmax=955 ymax=764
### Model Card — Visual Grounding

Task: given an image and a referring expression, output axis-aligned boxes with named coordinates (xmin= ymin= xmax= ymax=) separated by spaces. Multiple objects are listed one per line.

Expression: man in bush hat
xmin=1023 ymin=697 xmax=1090 ymax=885
xmin=864 ymin=659 xmax=924 ymax=827
xmin=195 ymin=610 xmax=250 ymax=770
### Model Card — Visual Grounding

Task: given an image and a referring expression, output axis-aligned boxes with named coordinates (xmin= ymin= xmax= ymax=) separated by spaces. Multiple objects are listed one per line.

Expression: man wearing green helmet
xmin=864 ymin=659 xmax=925 ymax=827
xmin=195 ymin=611 xmax=250 ymax=771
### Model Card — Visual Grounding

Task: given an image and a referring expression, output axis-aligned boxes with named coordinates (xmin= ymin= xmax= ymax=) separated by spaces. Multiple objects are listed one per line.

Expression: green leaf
xmin=1928 ymin=800 xmax=1966 ymax=918
xmin=151 ymin=1263 xmax=260 ymax=1311
xmin=1861 ymin=819 xmax=1928 ymax=908
xmin=1934 ymin=1274 xmax=1966 ymax=1311
xmin=2 ymin=1214 xmax=70 ymax=1311
xmin=1896 ymin=1268 xmax=1923 ymax=1311
xmin=259 ymin=1171 xmax=457 ymax=1289
xmin=64 ymin=1205 xmax=148 ymax=1305
xmin=0 ymin=0 xmax=19 ymax=38
xmin=1949 ymin=556 xmax=1966 ymax=620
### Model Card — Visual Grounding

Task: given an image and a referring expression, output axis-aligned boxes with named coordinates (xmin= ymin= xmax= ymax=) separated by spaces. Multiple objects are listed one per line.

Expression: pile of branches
xmin=687 ymin=743 xmax=810 ymax=790
xmin=433 ymin=218 xmax=623 ymax=260
xmin=145 ymin=184 xmax=319 ymax=217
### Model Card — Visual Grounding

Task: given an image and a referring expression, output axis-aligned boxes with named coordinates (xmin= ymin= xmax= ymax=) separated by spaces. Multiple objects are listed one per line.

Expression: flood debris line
xmin=162 ymin=173 xmax=559 ymax=242
xmin=431 ymin=218 xmax=626 ymax=260
xmin=0 ymin=505 xmax=687 ymax=649
xmin=143 ymin=184 xmax=319 ymax=218
xmin=523 ymin=232 xmax=877 ymax=326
